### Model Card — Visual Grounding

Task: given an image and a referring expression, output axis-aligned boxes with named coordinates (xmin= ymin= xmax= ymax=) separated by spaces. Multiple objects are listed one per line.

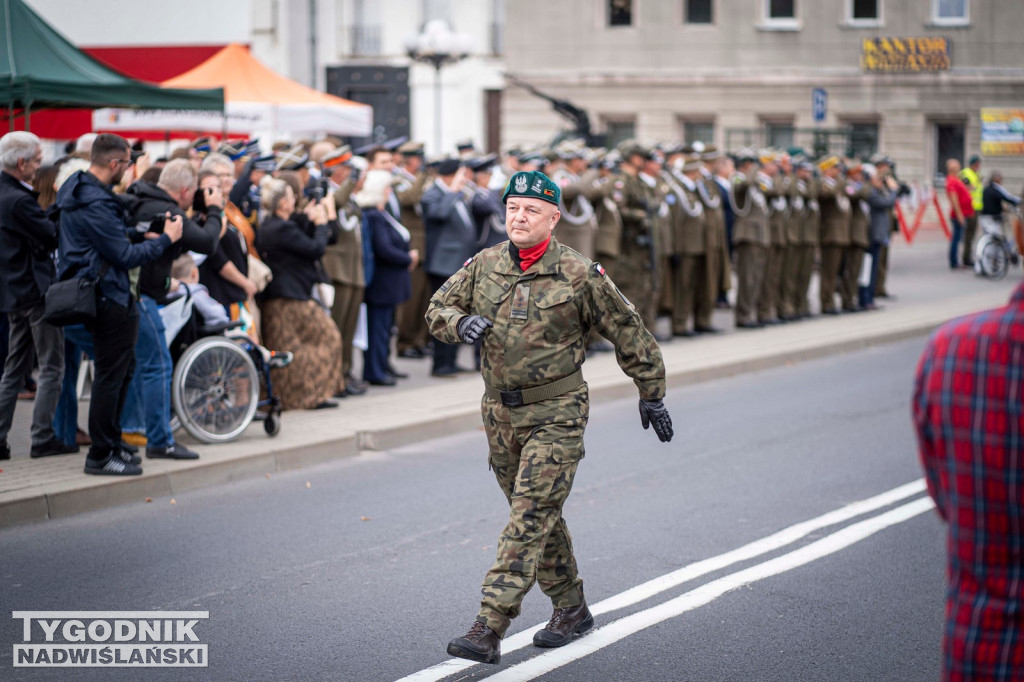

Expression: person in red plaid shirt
xmin=914 ymin=280 xmax=1024 ymax=681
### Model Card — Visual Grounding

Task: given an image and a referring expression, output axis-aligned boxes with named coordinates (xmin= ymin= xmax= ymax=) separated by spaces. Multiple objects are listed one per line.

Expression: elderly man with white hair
xmin=0 ymin=131 xmax=76 ymax=460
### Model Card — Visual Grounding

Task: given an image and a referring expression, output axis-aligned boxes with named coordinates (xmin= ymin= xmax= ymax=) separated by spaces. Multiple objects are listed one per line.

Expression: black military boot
xmin=533 ymin=602 xmax=594 ymax=648
xmin=447 ymin=621 xmax=501 ymax=664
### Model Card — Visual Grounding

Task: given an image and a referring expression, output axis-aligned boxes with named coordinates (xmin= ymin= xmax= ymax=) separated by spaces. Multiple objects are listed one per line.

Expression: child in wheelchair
xmin=159 ymin=255 xmax=292 ymax=442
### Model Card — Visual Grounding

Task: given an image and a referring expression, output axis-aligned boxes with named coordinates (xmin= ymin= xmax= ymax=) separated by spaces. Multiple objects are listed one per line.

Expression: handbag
xmin=43 ymin=262 xmax=110 ymax=326
xmin=247 ymin=254 xmax=272 ymax=292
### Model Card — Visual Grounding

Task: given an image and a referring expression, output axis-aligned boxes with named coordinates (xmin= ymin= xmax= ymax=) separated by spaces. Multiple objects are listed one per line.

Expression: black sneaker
xmin=84 ymin=455 xmax=143 ymax=476
xmin=30 ymin=438 xmax=80 ymax=458
xmin=115 ymin=448 xmax=142 ymax=466
xmin=146 ymin=443 xmax=200 ymax=460
xmin=0 ymin=440 xmax=9 ymax=460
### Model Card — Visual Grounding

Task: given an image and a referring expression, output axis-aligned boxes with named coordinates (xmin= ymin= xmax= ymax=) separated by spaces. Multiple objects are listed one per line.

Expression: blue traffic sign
xmin=812 ymin=88 xmax=828 ymax=123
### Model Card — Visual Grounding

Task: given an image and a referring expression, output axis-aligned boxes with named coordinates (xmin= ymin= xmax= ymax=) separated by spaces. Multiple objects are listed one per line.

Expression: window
xmin=768 ymin=0 xmax=795 ymax=20
xmin=765 ymin=121 xmax=795 ymax=150
xmin=491 ymin=0 xmax=505 ymax=54
xmin=934 ymin=122 xmax=965 ymax=185
xmin=683 ymin=120 xmax=715 ymax=146
xmin=847 ymin=122 xmax=879 ymax=159
xmin=846 ymin=0 xmax=881 ymax=26
xmin=685 ymin=0 xmax=713 ymax=24
xmin=423 ymin=0 xmax=452 ymax=24
xmin=932 ymin=0 xmax=968 ymax=25
xmin=353 ymin=0 xmax=382 ymax=56
xmin=760 ymin=0 xmax=799 ymax=30
xmin=604 ymin=118 xmax=636 ymax=147
xmin=609 ymin=0 xmax=632 ymax=27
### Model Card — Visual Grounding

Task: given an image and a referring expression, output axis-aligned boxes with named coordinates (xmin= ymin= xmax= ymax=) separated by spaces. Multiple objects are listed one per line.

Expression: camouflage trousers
xmin=477 ymin=399 xmax=586 ymax=638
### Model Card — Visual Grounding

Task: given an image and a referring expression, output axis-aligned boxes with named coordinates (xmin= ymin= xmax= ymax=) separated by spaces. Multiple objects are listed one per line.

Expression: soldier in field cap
xmin=427 ymin=169 xmax=674 ymax=665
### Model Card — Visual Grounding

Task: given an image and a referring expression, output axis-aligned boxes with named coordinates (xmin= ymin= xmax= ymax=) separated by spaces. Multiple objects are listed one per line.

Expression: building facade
xmin=25 ymin=0 xmax=507 ymax=156
xmin=503 ymin=0 xmax=1024 ymax=186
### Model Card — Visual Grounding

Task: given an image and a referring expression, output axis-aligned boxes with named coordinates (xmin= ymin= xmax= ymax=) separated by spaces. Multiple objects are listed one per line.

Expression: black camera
xmin=304 ymin=178 xmax=331 ymax=203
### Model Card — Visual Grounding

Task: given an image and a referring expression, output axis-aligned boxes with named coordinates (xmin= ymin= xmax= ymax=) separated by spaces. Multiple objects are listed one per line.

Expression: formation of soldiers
xmin=487 ymin=140 xmax=900 ymax=342
xmin=228 ymin=135 xmax=900 ymax=382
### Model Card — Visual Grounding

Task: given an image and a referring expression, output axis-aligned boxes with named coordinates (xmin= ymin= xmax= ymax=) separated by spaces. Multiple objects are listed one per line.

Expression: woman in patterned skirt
xmin=256 ymin=177 xmax=342 ymax=410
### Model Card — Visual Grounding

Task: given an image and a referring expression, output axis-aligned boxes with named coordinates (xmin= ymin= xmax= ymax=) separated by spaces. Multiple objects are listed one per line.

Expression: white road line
xmin=482 ymin=496 xmax=935 ymax=682
xmin=395 ymin=479 xmax=927 ymax=682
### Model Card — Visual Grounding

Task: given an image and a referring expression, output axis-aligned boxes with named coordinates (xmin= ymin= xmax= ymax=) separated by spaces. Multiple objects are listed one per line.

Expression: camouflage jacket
xmin=425 ymin=237 xmax=666 ymax=426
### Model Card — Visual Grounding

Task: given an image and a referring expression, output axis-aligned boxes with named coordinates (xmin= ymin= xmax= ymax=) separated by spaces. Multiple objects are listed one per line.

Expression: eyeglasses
xmin=113 ymin=157 xmax=133 ymax=167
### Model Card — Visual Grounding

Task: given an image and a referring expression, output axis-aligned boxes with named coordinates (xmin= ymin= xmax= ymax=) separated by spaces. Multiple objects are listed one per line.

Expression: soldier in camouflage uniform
xmin=428 ymin=170 xmax=674 ymax=665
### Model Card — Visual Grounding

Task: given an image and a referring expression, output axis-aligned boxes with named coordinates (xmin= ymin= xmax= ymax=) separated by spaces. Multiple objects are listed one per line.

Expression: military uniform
xmin=758 ymin=170 xmax=789 ymax=323
xmin=426 ymin=237 xmax=666 ymax=639
xmin=664 ymin=169 xmax=706 ymax=335
xmin=394 ymin=165 xmax=432 ymax=355
xmin=778 ymin=172 xmax=804 ymax=320
xmin=790 ymin=174 xmax=820 ymax=318
xmin=730 ymin=170 xmax=770 ymax=326
xmin=698 ymin=165 xmax=730 ymax=327
xmin=817 ymin=170 xmax=851 ymax=314
xmin=552 ymin=169 xmax=598 ymax=259
xmin=841 ymin=179 xmax=871 ymax=311
xmin=323 ymin=180 xmax=365 ymax=385
xmin=611 ymin=172 xmax=658 ymax=328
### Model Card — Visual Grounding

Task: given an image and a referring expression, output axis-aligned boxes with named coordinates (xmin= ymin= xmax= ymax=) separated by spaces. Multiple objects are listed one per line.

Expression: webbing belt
xmin=484 ymin=369 xmax=584 ymax=408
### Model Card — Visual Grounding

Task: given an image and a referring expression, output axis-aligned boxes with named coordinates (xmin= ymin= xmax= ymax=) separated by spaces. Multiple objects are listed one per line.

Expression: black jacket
xmin=257 ymin=214 xmax=331 ymax=302
xmin=123 ymin=180 xmax=221 ymax=303
xmin=0 ymin=171 xmax=59 ymax=312
xmin=363 ymin=208 xmax=411 ymax=306
xmin=56 ymin=171 xmax=172 ymax=308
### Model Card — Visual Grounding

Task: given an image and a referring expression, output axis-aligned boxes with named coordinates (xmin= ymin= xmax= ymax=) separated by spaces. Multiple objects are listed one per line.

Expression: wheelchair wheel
xmin=981 ymin=240 xmax=1009 ymax=280
xmin=172 ymin=337 xmax=260 ymax=443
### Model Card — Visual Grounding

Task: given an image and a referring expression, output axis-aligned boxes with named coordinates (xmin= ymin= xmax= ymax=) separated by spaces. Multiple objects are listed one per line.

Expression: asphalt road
xmin=0 ymin=336 xmax=946 ymax=681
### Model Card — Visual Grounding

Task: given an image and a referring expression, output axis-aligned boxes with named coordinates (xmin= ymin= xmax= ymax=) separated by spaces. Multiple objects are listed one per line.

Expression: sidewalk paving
xmin=1 ymin=233 xmax=1018 ymax=528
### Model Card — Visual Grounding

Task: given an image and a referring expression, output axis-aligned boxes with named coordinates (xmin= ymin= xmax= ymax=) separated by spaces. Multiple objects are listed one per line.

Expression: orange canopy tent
xmin=93 ymin=43 xmax=372 ymax=137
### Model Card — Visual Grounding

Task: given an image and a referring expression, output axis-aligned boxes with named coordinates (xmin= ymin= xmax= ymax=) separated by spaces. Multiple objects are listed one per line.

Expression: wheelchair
xmin=974 ymin=214 xmax=1020 ymax=281
xmin=162 ymin=292 xmax=292 ymax=444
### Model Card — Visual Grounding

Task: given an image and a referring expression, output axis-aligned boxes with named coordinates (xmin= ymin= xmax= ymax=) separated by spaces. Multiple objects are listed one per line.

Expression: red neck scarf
xmin=517 ymin=237 xmax=551 ymax=271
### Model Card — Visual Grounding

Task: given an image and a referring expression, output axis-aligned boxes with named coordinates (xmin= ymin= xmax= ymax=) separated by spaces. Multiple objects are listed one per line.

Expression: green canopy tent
xmin=0 ymin=0 xmax=223 ymax=130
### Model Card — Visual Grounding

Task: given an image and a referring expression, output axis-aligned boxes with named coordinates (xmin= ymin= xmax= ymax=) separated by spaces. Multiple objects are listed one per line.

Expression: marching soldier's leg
xmin=478 ymin=411 xmax=583 ymax=638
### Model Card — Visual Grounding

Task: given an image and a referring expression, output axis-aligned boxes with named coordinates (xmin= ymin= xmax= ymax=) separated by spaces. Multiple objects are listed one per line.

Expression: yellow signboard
xmin=861 ymin=37 xmax=950 ymax=72
xmin=981 ymin=108 xmax=1024 ymax=157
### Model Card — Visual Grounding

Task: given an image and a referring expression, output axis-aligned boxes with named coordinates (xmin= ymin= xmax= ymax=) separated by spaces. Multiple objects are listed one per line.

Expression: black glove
xmin=639 ymin=399 xmax=673 ymax=443
xmin=457 ymin=315 xmax=493 ymax=344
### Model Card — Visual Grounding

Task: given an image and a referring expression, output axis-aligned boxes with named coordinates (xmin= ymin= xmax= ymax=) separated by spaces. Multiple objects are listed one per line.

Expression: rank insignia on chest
xmin=510 ymin=282 xmax=531 ymax=321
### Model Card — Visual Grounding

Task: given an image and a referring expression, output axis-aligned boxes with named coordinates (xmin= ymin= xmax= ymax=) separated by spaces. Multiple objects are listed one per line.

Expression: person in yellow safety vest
xmin=959 ymin=155 xmax=983 ymax=266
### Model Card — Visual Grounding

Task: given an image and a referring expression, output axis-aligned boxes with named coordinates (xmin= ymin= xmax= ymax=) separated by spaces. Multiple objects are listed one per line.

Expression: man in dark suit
xmin=421 ymin=159 xmax=477 ymax=377
xmin=0 ymin=131 xmax=76 ymax=460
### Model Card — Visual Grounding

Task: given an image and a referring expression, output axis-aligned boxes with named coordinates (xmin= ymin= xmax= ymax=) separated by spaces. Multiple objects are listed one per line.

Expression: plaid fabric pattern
xmin=914 ymin=281 xmax=1024 ymax=682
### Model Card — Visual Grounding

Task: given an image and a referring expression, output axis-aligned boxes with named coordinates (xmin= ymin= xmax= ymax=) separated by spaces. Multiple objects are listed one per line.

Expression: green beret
xmin=501 ymin=170 xmax=561 ymax=206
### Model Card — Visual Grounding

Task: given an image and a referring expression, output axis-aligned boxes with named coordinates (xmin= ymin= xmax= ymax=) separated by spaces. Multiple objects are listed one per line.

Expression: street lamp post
xmin=405 ymin=20 xmax=473 ymax=155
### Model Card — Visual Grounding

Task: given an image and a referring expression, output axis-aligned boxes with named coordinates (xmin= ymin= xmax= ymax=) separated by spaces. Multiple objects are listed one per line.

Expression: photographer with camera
xmin=55 ymin=134 xmax=183 ymax=476
xmin=121 ymin=158 xmax=223 ymax=462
